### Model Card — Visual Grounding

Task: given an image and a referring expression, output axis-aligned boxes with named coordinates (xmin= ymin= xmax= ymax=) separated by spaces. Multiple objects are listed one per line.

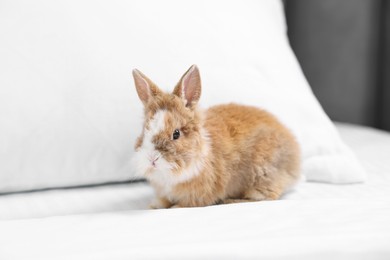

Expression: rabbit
xmin=131 ymin=65 xmax=301 ymax=209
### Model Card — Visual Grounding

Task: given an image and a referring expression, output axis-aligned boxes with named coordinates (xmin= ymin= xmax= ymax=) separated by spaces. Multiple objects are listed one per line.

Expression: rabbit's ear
xmin=132 ymin=69 xmax=161 ymax=105
xmin=173 ymin=65 xmax=201 ymax=108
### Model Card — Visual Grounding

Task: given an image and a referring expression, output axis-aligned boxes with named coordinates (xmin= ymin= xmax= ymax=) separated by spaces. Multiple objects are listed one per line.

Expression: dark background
xmin=284 ymin=0 xmax=390 ymax=131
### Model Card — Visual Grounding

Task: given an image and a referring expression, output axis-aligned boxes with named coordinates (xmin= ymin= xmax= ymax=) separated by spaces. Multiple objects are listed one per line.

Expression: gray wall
xmin=285 ymin=0 xmax=389 ymax=130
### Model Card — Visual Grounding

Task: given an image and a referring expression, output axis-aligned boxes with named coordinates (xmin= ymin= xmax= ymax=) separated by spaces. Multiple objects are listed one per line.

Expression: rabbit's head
xmin=132 ymin=65 xmax=209 ymax=186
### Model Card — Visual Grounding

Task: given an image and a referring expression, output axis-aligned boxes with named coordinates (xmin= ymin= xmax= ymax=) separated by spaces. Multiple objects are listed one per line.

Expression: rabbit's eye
xmin=172 ymin=129 xmax=180 ymax=140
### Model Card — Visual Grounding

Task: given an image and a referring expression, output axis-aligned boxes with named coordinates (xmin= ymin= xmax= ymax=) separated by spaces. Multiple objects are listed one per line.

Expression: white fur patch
xmin=147 ymin=109 xmax=166 ymax=139
xmin=132 ymin=110 xmax=169 ymax=178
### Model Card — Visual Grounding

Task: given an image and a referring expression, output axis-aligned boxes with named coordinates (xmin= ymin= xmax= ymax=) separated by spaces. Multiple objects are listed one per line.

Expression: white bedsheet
xmin=1 ymin=123 xmax=390 ymax=259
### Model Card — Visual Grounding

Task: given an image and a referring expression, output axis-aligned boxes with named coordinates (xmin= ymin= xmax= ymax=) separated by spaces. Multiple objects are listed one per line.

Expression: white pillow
xmin=0 ymin=0 xmax=365 ymax=193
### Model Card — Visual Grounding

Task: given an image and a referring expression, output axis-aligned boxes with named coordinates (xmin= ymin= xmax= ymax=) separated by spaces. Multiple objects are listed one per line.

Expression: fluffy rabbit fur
xmin=132 ymin=65 xmax=301 ymax=208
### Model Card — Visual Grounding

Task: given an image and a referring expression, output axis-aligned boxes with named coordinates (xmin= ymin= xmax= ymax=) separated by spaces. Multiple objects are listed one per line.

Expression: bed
xmin=1 ymin=1 xmax=390 ymax=259
xmin=1 ymin=123 xmax=390 ymax=260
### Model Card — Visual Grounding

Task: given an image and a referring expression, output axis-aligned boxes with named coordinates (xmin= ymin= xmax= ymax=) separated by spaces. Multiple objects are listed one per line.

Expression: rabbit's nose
xmin=151 ymin=157 xmax=159 ymax=167
xmin=149 ymin=154 xmax=160 ymax=167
